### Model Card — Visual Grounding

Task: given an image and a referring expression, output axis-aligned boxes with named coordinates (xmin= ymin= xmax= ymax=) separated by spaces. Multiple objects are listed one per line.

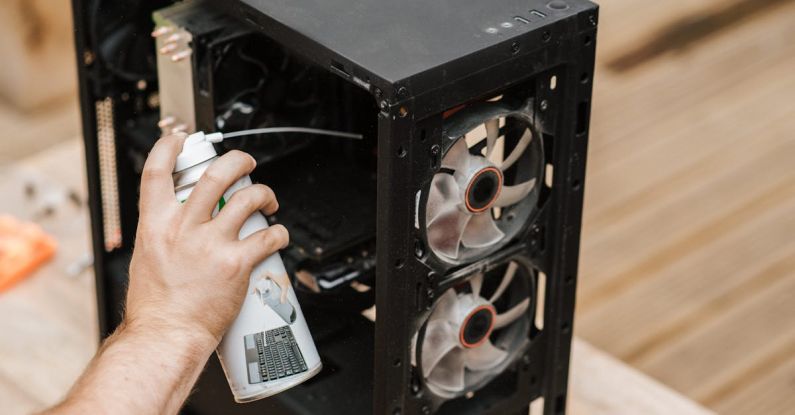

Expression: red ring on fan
xmin=464 ymin=167 xmax=503 ymax=213
xmin=459 ymin=304 xmax=497 ymax=348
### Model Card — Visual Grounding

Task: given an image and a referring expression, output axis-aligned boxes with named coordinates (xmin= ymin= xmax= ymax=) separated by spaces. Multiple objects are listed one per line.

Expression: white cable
xmin=206 ymin=127 xmax=363 ymax=143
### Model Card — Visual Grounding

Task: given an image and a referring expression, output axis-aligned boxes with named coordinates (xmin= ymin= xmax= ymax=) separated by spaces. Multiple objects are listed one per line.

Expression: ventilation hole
xmin=416 ymin=282 xmax=424 ymax=311
xmin=545 ymin=163 xmax=554 ymax=188
xmin=530 ymin=9 xmax=547 ymax=18
xmin=393 ymin=358 xmax=402 ymax=367
xmin=535 ymin=272 xmax=547 ymax=330
xmin=530 ymin=397 xmax=545 ymax=415
xmin=584 ymin=35 xmax=593 ymax=45
xmin=580 ymin=72 xmax=590 ymax=84
xmin=397 ymin=146 xmax=407 ymax=158
xmin=550 ymin=75 xmax=558 ymax=91
xmin=566 ymin=274 xmax=574 ymax=285
xmin=514 ymin=16 xmax=530 ymax=24
xmin=330 ymin=60 xmax=350 ymax=78
xmin=395 ymin=259 xmax=405 ymax=269
xmin=555 ymin=395 xmax=566 ymax=414
xmin=572 ymin=179 xmax=581 ymax=191
xmin=576 ymin=101 xmax=589 ymax=135
xmin=561 ymin=322 xmax=570 ymax=333
xmin=419 ymin=129 xmax=426 ymax=142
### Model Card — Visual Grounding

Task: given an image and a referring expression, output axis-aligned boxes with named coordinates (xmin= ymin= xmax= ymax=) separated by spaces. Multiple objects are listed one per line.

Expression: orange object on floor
xmin=0 ymin=215 xmax=57 ymax=292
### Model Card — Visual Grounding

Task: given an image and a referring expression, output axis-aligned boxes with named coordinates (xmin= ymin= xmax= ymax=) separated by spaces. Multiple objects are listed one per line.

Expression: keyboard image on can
xmin=244 ymin=326 xmax=308 ymax=384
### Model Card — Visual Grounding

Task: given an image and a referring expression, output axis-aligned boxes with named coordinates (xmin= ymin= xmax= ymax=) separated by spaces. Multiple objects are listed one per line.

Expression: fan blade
xmin=469 ymin=273 xmax=484 ymax=298
xmin=489 ymin=261 xmax=518 ymax=303
xmin=427 ymin=174 xmax=459 ymax=221
xmin=495 ymin=178 xmax=536 ymax=207
xmin=485 ymin=119 xmax=499 ymax=158
xmin=430 ymin=289 xmax=459 ymax=325
xmin=428 ymin=206 xmax=471 ymax=260
xmin=500 ymin=128 xmax=533 ymax=171
xmin=461 ymin=213 xmax=505 ymax=249
xmin=441 ymin=138 xmax=470 ymax=172
xmin=428 ymin=348 xmax=466 ymax=393
xmin=464 ymin=340 xmax=507 ymax=371
xmin=421 ymin=320 xmax=460 ymax=377
xmin=493 ymin=298 xmax=530 ymax=329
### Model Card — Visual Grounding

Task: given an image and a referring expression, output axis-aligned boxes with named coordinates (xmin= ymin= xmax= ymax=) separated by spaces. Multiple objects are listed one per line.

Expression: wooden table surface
xmin=0 ymin=140 xmax=714 ymax=414
xmin=577 ymin=1 xmax=795 ymax=414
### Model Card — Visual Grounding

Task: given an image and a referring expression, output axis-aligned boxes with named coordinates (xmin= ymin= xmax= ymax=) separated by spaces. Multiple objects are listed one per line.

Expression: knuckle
xmin=230 ymin=187 xmax=257 ymax=211
xmin=201 ymin=169 xmax=225 ymax=186
xmin=268 ymin=225 xmax=290 ymax=249
xmin=141 ymin=166 xmax=167 ymax=182
xmin=225 ymin=150 xmax=254 ymax=169
xmin=218 ymin=253 xmax=243 ymax=275
xmin=254 ymin=184 xmax=275 ymax=203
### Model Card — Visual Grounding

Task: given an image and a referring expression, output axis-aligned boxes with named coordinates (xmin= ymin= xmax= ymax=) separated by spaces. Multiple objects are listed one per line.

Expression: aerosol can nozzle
xmin=174 ymin=132 xmax=222 ymax=173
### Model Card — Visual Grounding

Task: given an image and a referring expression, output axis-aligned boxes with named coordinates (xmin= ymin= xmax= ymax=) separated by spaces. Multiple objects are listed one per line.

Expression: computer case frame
xmin=71 ymin=1 xmax=598 ymax=414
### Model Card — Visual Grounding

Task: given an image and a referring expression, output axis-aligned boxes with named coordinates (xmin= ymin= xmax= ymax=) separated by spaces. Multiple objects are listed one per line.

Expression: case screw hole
xmin=511 ymin=41 xmax=521 ymax=54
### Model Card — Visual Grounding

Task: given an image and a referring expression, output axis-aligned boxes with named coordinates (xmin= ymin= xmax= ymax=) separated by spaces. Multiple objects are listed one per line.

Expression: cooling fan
xmin=426 ymin=99 xmax=544 ymax=264
xmin=413 ymin=258 xmax=535 ymax=399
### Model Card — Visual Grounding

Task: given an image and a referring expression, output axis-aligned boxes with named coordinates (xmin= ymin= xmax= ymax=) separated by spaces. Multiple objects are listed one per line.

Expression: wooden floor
xmin=0 ymin=0 xmax=793 ymax=414
xmin=576 ymin=0 xmax=795 ymax=413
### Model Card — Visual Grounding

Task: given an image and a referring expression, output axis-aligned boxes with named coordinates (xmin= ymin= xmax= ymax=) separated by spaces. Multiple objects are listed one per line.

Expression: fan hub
xmin=459 ymin=304 xmax=496 ymax=348
xmin=464 ymin=166 xmax=503 ymax=213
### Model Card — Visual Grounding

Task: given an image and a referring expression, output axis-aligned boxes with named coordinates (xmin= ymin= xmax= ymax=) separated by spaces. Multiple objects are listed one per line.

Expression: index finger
xmin=140 ymin=134 xmax=187 ymax=208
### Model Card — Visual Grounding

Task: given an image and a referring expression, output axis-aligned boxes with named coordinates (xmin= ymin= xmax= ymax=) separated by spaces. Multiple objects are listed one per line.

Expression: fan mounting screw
xmin=397 ymin=86 xmax=408 ymax=98
xmin=411 ymin=378 xmax=421 ymax=394
xmin=426 ymin=288 xmax=435 ymax=299
xmin=511 ymin=41 xmax=521 ymax=55
xmin=414 ymin=240 xmax=425 ymax=258
xmin=430 ymin=145 xmax=440 ymax=156
xmin=540 ymin=100 xmax=549 ymax=111
xmin=422 ymin=405 xmax=431 ymax=414
xmin=83 ymin=50 xmax=95 ymax=66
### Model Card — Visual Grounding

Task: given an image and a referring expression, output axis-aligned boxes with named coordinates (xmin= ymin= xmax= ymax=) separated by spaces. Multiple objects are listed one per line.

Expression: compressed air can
xmin=172 ymin=132 xmax=321 ymax=402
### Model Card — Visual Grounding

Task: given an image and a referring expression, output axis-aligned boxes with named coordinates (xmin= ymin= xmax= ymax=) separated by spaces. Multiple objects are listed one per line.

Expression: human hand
xmin=125 ymin=134 xmax=289 ymax=349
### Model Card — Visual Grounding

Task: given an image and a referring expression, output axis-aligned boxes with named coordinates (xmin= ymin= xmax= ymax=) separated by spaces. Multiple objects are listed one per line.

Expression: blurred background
xmin=0 ymin=0 xmax=793 ymax=414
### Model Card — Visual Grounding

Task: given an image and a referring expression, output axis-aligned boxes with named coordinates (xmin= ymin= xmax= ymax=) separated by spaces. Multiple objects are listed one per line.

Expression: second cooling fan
xmin=425 ymin=99 xmax=544 ymax=265
xmin=412 ymin=257 xmax=536 ymax=400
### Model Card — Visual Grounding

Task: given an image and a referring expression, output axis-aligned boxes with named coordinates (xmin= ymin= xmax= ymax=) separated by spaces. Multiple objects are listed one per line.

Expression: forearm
xmin=45 ymin=317 xmax=217 ymax=415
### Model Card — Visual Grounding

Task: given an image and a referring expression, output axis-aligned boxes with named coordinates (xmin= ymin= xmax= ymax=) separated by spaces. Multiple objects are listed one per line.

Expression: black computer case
xmin=71 ymin=0 xmax=598 ymax=414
